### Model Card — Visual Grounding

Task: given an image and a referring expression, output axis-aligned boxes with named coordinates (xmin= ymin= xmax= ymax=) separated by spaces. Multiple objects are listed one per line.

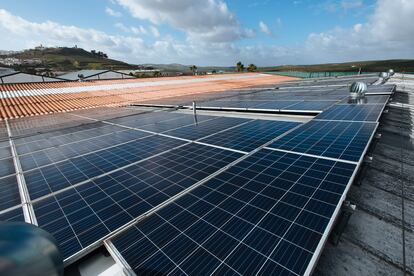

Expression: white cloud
xmin=149 ymin=26 xmax=160 ymax=37
xmin=114 ymin=22 xmax=129 ymax=32
xmin=114 ymin=0 xmax=251 ymax=43
xmin=0 ymin=8 xmax=268 ymax=65
xmin=105 ymin=7 xmax=122 ymax=17
xmin=305 ymin=0 xmax=414 ymax=62
xmin=259 ymin=21 xmax=271 ymax=35
xmin=131 ymin=25 xmax=147 ymax=35
xmin=340 ymin=0 xmax=363 ymax=10
xmin=115 ymin=22 xmax=148 ymax=35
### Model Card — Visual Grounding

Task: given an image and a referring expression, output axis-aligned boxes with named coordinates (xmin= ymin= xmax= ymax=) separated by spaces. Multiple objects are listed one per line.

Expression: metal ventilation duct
xmin=349 ymin=81 xmax=367 ymax=98
xmin=379 ymin=72 xmax=389 ymax=79
xmin=0 ymin=222 xmax=63 ymax=276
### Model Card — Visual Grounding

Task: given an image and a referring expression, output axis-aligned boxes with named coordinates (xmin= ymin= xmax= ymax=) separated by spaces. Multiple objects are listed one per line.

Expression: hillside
xmin=259 ymin=59 xmax=414 ymax=73
xmin=142 ymin=63 xmax=234 ymax=73
xmin=0 ymin=47 xmax=136 ymax=71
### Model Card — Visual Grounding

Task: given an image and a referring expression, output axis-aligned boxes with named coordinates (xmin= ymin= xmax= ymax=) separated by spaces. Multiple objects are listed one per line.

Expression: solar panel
xmin=366 ymin=84 xmax=395 ymax=92
xmin=33 ymin=143 xmax=243 ymax=260
xmin=281 ymin=101 xmax=337 ymax=111
xmin=0 ymin=141 xmax=12 ymax=159
xmin=0 ymin=157 xmax=15 ymax=178
xmin=163 ymin=117 xmax=251 ymax=140
xmin=0 ymin=175 xmax=21 ymax=211
xmin=339 ymin=95 xmax=390 ymax=104
xmin=267 ymin=120 xmax=377 ymax=162
xmin=199 ymin=120 xmax=300 ymax=152
xmin=110 ymin=149 xmax=356 ymax=275
xmin=24 ymin=135 xmax=186 ymax=200
xmin=0 ymin=207 xmax=25 ymax=222
xmin=18 ymin=128 xmax=151 ymax=171
xmin=314 ymin=104 xmax=385 ymax=122
xmin=108 ymin=112 xmax=202 ymax=129
xmin=139 ymin=115 xmax=226 ymax=133
xmin=196 ymin=100 xmax=340 ymax=112
xmin=14 ymin=122 xmax=125 ymax=154
xmin=0 ymin=139 xmax=19 ymax=212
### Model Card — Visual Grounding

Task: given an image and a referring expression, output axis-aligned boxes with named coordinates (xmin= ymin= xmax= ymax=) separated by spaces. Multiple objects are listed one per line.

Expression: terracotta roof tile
xmin=0 ymin=73 xmax=297 ymax=120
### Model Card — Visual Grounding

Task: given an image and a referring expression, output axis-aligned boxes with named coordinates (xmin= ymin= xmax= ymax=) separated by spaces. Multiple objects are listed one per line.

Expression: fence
xmin=264 ymin=71 xmax=376 ymax=78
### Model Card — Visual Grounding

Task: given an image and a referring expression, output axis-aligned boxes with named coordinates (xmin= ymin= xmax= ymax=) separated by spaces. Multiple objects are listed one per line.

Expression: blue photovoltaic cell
xmin=366 ymin=84 xmax=395 ymax=92
xmin=281 ymin=101 xmax=337 ymax=111
xmin=0 ymin=157 xmax=15 ymax=178
xmin=14 ymin=122 xmax=125 ymax=154
xmin=24 ymin=135 xmax=186 ymax=200
xmin=0 ymin=175 xmax=21 ymax=211
xmin=199 ymin=100 xmax=300 ymax=110
xmin=109 ymin=112 xmax=213 ymax=131
xmin=267 ymin=120 xmax=377 ymax=162
xmin=108 ymin=111 xmax=188 ymax=127
xmin=339 ymin=95 xmax=390 ymax=105
xmin=163 ymin=117 xmax=251 ymax=140
xmin=33 ymin=143 xmax=243 ymax=259
xmin=0 ymin=207 xmax=25 ymax=222
xmin=138 ymin=114 xmax=216 ymax=133
xmin=314 ymin=104 xmax=384 ymax=122
xmin=0 ymin=142 xmax=12 ymax=159
xmin=199 ymin=120 xmax=300 ymax=152
xmin=112 ymin=149 xmax=356 ymax=276
xmin=197 ymin=100 xmax=337 ymax=111
xmin=254 ymin=101 xmax=303 ymax=110
xmin=19 ymin=129 xmax=151 ymax=171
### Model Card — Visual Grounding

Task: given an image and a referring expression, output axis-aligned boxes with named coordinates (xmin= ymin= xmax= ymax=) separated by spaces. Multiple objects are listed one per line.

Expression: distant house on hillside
xmin=0 ymin=71 xmax=65 ymax=84
xmin=59 ymin=70 xmax=135 ymax=81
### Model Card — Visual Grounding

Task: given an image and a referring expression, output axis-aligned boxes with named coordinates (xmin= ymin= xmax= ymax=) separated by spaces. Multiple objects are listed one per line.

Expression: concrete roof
xmin=315 ymin=73 xmax=414 ymax=275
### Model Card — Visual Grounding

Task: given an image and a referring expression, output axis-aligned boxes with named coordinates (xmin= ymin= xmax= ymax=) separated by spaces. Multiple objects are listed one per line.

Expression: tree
xmin=247 ymin=64 xmax=257 ymax=72
xmin=72 ymin=60 xmax=80 ymax=69
xmin=189 ymin=65 xmax=198 ymax=75
xmin=236 ymin=61 xmax=244 ymax=72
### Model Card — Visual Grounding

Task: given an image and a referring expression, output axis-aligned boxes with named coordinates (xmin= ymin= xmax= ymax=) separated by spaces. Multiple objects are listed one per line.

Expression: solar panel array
xmin=107 ymin=83 xmax=392 ymax=275
xmin=314 ymin=104 xmax=385 ymax=122
xmin=112 ymin=149 xmax=356 ymax=275
xmin=0 ymin=79 xmax=395 ymax=275
xmin=199 ymin=120 xmax=300 ymax=153
xmin=267 ymin=121 xmax=377 ymax=162
xmin=33 ymin=143 xmax=243 ymax=258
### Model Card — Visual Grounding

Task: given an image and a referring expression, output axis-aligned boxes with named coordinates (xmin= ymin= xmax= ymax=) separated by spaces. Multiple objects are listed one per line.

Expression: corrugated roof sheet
xmin=0 ymin=73 xmax=297 ymax=120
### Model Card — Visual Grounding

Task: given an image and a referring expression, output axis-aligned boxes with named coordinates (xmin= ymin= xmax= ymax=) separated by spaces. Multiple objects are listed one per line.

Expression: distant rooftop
xmin=58 ymin=69 xmax=135 ymax=81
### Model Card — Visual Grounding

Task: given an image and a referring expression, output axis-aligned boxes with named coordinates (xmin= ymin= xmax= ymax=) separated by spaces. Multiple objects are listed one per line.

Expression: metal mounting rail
xmin=5 ymin=119 xmax=37 ymax=225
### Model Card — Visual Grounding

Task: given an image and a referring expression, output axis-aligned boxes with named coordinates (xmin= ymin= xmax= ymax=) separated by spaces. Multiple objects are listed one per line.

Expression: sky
xmin=0 ymin=0 xmax=413 ymax=66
